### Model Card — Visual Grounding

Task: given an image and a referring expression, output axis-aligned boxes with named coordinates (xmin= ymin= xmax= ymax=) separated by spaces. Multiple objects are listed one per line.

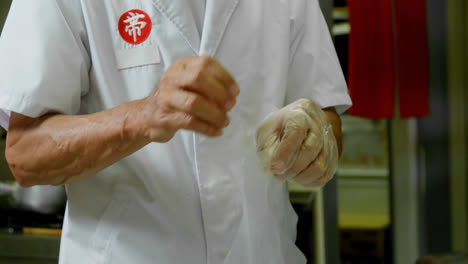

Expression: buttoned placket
xmin=152 ymin=0 xmax=241 ymax=263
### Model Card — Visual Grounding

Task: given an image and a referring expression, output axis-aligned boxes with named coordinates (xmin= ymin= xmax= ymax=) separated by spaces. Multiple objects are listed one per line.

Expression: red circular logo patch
xmin=118 ymin=9 xmax=152 ymax=45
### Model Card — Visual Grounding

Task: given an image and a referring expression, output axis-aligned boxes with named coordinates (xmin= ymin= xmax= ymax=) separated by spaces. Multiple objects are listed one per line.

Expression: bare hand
xmin=137 ymin=57 xmax=240 ymax=142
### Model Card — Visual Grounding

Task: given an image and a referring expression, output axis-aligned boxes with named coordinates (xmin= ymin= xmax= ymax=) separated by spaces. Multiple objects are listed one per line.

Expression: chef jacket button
xmin=218 ymin=252 xmax=227 ymax=259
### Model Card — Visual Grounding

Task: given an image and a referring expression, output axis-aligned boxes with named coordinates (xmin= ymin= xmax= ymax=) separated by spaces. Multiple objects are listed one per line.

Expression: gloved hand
xmin=255 ymin=99 xmax=338 ymax=187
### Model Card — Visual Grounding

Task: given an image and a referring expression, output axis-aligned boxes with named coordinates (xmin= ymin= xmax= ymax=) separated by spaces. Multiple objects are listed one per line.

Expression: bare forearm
xmin=5 ymin=57 xmax=238 ymax=187
xmin=6 ymin=100 xmax=150 ymax=187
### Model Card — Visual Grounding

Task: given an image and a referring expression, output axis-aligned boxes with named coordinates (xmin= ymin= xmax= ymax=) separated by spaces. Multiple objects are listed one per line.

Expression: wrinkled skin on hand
xmin=255 ymin=99 xmax=338 ymax=187
xmin=138 ymin=56 xmax=240 ymax=142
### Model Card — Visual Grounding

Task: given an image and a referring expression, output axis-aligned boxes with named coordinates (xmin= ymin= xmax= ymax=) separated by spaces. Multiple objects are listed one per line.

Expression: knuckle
xmin=158 ymin=74 xmax=173 ymax=89
xmin=183 ymin=114 xmax=196 ymax=127
xmin=189 ymin=70 xmax=204 ymax=86
xmin=174 ymin=57 xmax=184 ymax=65
xmin=184 ymin=95 xmax=200 ymax=110
xmin=198 ymin=56 xmax=213 ymax=68
xmin=174 ymin=57 xmax=188 ymax=68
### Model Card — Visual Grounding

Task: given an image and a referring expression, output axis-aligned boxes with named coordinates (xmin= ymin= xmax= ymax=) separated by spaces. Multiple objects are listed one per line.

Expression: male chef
xmin=0 ymin=0 xmax=351 ymax=263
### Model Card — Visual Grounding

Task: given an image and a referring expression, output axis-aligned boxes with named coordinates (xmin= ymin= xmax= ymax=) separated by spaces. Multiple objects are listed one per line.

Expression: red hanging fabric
xmin=347 ymin=0 xmax=431 ymax=119
xmin=347 ymin=0 xmax=396 ymax=119
xmin=394 ymin=0 xmax=431 ymax=118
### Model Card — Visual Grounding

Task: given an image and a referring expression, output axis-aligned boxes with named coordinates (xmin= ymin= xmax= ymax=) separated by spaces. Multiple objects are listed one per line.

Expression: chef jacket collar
xmin=152 ymin=0 xmax=239 ymax=56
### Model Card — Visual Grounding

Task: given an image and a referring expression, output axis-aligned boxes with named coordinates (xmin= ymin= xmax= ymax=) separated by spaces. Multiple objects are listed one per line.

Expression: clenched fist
xmin=255 ymin=99 xmax=339 ymax=187
xmin=137 ymin=56 xmax=240 ymax=142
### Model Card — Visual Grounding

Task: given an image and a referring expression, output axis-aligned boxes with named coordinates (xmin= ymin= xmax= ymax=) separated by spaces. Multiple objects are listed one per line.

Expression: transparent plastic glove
xmin=255 ymin=99 xmax=338 ymax=187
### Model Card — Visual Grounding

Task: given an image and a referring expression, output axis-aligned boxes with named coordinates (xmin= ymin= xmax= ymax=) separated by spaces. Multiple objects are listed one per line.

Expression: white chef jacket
xmin=0 ymin=0 xmax=352 ymax=263
xmin=187 ymin=0 xmax=206 ymax=36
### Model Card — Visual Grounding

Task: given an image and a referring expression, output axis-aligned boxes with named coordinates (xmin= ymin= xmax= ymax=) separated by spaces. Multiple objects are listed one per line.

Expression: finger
xmin=292 ymin=147 xmax=327 ymax=186
xmin=255 ymin=115 xmax=283 ymax=152
xmin=204 ymin=57 xmax=240 ymax=97
xmin=270 ymin=115 xmax=308 ymax=174
xmin=304 ymin=166 xmax=331 ymax=188
xmin=278 ymin=121 xmax=324 ymax=177
xmin=295 ymin=126 xmax=338 ymax=187
xmin=181 ymin=68 xmax=234 ymax=111
xmin=294 ymin=128 xmax=338 ymax=187
xmin=167 ymin=110 xmax=223 ymax=137
xmin=258 ymin=139 xmax=281 ymax=174
xmin=175 ymin=56 xmax=238 ymax=99
xmin=292 ymin=99 xmax=329 ymax=128
xmin=170 ymin=90 xmax=229 ymax=128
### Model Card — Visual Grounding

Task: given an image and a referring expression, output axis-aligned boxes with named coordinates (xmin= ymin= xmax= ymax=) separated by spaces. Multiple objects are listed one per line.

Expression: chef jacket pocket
xmin=87 ymin=194 xmax=131 ymax=264
xmin=115 ymin=45 xmax=161 ymax=70
xmin=113 ymin=41 xmax=165 ymax=100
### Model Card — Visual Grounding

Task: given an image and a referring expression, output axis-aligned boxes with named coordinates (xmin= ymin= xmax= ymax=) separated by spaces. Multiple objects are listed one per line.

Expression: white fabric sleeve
xmin=0 ymin=0 xmax=90 ymax=129
xmin=286 ymin=0 xmax=352 ymax=114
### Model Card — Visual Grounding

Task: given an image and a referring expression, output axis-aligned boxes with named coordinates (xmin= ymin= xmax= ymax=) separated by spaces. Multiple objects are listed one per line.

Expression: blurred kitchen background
xmin=0 ymin=0 xmax=467 ymax=263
